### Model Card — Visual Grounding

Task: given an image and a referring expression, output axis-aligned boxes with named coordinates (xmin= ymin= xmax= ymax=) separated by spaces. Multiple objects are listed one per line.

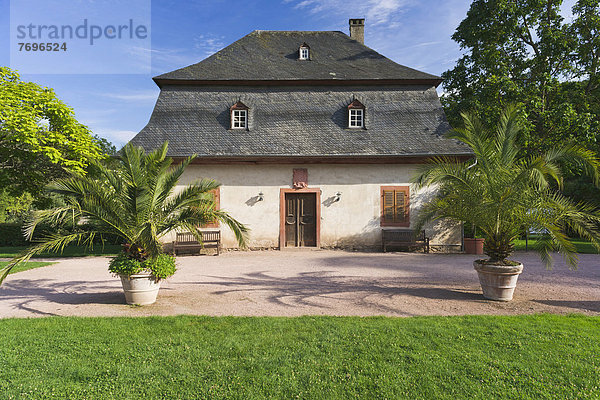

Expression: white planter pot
xmin=473 ymin=261 xmax=523 ymax=301
xmin=119 ymin=273 xmax=161 ymax=305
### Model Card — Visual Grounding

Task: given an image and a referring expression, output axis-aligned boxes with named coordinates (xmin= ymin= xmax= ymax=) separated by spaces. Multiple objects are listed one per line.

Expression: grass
xmin=513 ymin=238 xmax=599 ymax=254
xmin=0 ymin=244 xmax=121 ymax=258
xmin=0 ymin=261 xmax=54 ymax=274
xmin=0 ymin=314 xmax=598 ymax=399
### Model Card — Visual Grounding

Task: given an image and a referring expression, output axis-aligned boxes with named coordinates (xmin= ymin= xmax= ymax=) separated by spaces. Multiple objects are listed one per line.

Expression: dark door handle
xmin=300 ymin=216 xmax=313 ymax=225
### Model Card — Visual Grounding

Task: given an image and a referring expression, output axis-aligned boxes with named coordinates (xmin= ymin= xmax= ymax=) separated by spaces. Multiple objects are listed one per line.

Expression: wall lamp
xmin=258 ymin=191 xmax=264 ymax=201
xmin=334 ymin=192 xmax=342 ymax=202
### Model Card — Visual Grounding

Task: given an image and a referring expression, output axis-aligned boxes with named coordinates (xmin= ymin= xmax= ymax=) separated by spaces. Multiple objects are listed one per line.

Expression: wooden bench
xmin=382 ymin=229 xmax=430 ymax=253
xmin=173 ymin=230 xmax=221 ymax=256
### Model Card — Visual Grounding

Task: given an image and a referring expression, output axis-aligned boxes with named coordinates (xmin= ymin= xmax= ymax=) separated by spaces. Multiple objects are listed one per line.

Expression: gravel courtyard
xmin=1 ymin=250 xmax=598 ymax=318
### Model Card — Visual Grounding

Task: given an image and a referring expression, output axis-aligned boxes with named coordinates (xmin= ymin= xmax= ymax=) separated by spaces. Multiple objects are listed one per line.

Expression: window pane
xmin=232 ymin=110 xmax=247 ymax=128
xmin=349 ymin=109 xmax=363 ymax=127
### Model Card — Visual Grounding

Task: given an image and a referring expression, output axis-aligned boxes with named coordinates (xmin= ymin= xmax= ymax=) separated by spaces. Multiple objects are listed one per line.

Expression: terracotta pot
xmin=473 ymin=261 xmax=523 ymax=301
xmin=464 ymin=238 xmax=485 ymax=254
xmin=119 ymin=273 xmax=161 ymax=305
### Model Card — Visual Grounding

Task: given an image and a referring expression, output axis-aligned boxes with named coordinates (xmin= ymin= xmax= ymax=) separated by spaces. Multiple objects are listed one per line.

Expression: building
xmin=129 ymin=19 xmax=472 ymax=251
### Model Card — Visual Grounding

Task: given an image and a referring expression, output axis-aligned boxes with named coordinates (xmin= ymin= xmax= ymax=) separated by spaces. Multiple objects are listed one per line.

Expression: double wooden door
xmin=284 ymin=193 xmax=317 ymax=247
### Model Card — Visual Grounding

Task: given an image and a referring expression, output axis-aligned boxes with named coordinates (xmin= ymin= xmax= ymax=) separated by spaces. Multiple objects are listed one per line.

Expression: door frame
xmin=279 ymin=188 xmax=321 ymax=249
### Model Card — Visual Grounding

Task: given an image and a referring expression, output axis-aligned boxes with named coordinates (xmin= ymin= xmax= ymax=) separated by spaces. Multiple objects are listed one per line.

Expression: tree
xmin=571 ymin=0 xmax=600 ymax=98
xmin=414 ymin=106 xmax=600 ymax=267
xmin=442 ymin=0 xmax=600 ymax=156
xmin=0 ymin=67 xmax=103 ymax=195
xmin=0 ymin=190 xmax=33 ymax=223
xmin=0 ymin=142 xmax=248 ymax=283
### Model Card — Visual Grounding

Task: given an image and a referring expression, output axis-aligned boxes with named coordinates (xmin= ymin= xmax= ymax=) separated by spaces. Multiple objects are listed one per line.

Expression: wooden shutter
xmin=380 ymin=186 xmax=410 ymax=227
xmin=203 ymin=188 xmax=220 ymax=228
xmin=395 ymin=191 xmax=406 ymax=223
xmin=382 ymin=190 xmax=395 ymax=223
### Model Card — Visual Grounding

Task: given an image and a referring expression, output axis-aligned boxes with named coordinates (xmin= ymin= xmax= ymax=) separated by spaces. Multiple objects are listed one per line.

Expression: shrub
xmin=0 ymin=223 xmax=122 ymax=247
xmin=109 ymin=253 xmax=176 ymax=280
xmin=1 ymin=142 xmax=246 ymax=285
xmin=0 ymin=223 xmax=27 ymax=246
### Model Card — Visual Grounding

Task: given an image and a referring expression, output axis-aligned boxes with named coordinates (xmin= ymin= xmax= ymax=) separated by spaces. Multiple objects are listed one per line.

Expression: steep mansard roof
xmin=128 ymin=85 xmax=471 ymax=158
xmin=153 ymin=30 xmax=441 ymax=85
xmin=129 ymin=30 xmax=471 ymax=159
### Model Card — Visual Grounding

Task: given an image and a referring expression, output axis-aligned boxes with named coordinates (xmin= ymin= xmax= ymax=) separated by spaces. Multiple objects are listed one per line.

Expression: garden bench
xmin=382 ymin=229 xmax=430 ymax=253
xmin=173 ymin=230 xmax=221 ymax=255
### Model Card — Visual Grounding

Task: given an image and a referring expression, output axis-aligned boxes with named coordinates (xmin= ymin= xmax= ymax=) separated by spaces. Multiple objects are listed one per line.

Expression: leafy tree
xmin=571 ymin=0 xmax=600 ymax=98
xmin=93 ymin=134 xmax=117 ymax=156
xmin=414 ymin=106 xmax=600 ymax=267
xmin=0 ymin=190 xmax=33 ymax=223
xmin=442 ymin=0 xmax=600 ymax=155
xmin=0 ymin=67 xmax=102 ymax=195
xmin=0 ymin=142 xmax=248 ymax=283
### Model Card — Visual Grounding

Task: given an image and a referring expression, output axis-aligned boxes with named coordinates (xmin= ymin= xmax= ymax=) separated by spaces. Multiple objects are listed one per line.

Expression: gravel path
xmin=0 ymin=250 xmax=598 ymax=318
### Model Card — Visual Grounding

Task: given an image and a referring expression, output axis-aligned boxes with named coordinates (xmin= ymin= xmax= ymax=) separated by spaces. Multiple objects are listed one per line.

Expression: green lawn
xmin=0 ymin=261 xmax=54 ymax=274
xmin=513 ymin=238 xmax=599 ymax=254
xmin=0 ymin=244 xmax=121 ymax=258
xmin=0 ymin=314 xmax=598 ymax=399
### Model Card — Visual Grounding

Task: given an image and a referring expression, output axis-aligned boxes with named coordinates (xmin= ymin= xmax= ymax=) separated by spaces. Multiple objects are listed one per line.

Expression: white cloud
xmin=397 ymin=41 xmax=442 ymax=50
xmin=76 ymin=109 xmax=119 ymax=126
xmin=93 ymin=129 xmax=139 ymax=146
xmin=100 ymin=90 xmax=159 ymax=102
xmin=292 ymin=0 xmax=410 ymax=25
xmin=283 ymin=0 xmax=470 ymax=76
xmin=150 ymin=46 xmax=207 ymax=75
xmin=194 ymin=34 xmax=227 ymax=58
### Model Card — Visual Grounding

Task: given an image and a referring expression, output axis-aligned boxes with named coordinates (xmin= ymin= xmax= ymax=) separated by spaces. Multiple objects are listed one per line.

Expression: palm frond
xmin=0 ymin=141 xmax=248 ymax=286
xmin=0 ymin=231 xmax=98 ymax=284
xmin=414 ymin=104 xmax=600 ymax=267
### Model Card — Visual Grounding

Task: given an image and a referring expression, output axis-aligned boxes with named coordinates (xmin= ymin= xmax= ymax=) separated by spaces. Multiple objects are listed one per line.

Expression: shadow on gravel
xmin=194 ymin=271 xmax=485 ymax=314
xmin=0 ymin=279 xmax=125 ymax=315
xmin=317 ymin=254 xmax=478 ymax=279
xmin=533 ymin=300 xmax=600 ymax=313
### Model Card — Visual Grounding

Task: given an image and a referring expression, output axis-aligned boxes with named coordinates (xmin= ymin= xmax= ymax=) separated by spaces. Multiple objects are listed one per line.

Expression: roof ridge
xmin=153 ymin=30 xmax=441 ymax=84
xmin=252 ymin=30 xmax=345 ymax=33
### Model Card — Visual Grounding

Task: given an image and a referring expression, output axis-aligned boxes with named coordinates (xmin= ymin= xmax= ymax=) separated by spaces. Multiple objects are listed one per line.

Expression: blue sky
xmin=0 ymin=0 xmax=577 ymax=147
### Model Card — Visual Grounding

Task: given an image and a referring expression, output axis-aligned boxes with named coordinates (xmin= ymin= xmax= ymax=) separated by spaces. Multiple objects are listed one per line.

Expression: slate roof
xmin=154 ymin=31 xmax=441 ymax=84
xmin=130 ymin=29 xmax=472 ymax=159
xmin=129 ymin=85 xmax=472 ymax=158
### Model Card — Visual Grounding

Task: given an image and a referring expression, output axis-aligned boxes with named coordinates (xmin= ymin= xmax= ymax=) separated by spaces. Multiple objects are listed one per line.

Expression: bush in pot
xmin=414 ymin=106 xmax=600 ymax=301
xmin=0 ymin=142 xmax=248 ymax=305
xmin=108 ymin=252 xmax=177 ymax=305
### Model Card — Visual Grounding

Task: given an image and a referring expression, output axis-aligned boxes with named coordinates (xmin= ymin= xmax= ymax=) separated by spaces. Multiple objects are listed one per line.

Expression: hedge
xmin=0 ymin=223 xmax=121 ymax=247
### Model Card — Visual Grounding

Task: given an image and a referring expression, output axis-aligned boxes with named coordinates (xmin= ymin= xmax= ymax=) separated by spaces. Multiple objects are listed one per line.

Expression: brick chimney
xmin=349 ymin=18 xmax=365 ymax=44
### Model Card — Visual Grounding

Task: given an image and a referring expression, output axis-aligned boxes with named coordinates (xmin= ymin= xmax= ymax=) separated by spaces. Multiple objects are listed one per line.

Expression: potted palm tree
xmin=414 ymin=106 xmax=600 ymax=301
xmin=0 ymin=142 xmax=248 ymax=305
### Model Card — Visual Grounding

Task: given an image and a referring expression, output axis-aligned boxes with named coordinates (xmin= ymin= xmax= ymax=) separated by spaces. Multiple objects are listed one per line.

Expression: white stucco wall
xmin=166 ymin=164 xmax=461 ymax=250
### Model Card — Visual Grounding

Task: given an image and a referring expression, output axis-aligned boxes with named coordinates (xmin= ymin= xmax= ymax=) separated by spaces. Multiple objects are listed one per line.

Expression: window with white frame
xmin=348 ymin=108 xmax=364 ymax=128
xmin=299 ymin=45 xmax=309 ymax=60
xmin=231 ymin=109 xmax=247 ymax=129
xmin=347 ymin=99 xmax=365 ymax=128
xmin=230 ymin=101 xmax=249 ymax=129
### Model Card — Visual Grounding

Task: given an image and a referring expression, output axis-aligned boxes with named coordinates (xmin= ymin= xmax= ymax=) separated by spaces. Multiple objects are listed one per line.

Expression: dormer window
xmin=230 ymin=101 xmax=248 ymax=129
xmin=347 ymin=99 xmax=365 ymax=128
xmin=299 ymin=43 xmax=310 ymax=60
